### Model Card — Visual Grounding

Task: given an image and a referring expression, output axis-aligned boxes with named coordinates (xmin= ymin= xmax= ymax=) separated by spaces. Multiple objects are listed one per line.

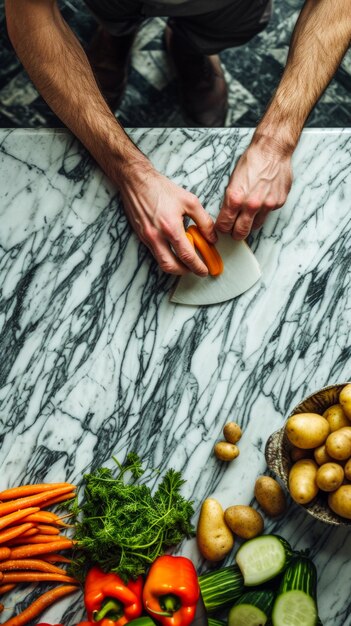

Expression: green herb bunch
xmin=69 ymin=453 xmax=195 ymax=581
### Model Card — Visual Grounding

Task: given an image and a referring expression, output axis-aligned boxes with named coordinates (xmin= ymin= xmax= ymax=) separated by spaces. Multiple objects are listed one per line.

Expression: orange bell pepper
xmin=84 ymin=566 xmax=143 ymax=626
xmin=143 ymin=555 xmax=200 ymax=626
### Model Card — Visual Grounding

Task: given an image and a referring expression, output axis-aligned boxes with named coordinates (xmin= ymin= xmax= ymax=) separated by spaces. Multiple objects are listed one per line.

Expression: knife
xmin=170 ymin=227 xmax=261 ymax=306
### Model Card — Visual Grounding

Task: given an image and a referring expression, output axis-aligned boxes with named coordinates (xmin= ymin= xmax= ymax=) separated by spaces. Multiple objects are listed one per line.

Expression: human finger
xmin=231 ymin=199 xmax=261 ymax=240
xmin=167 ymin=224 xmax=209 ymax=276
xmin=185 ymin=195 xmax=217 ymax=244
xmin=148 ymin=233 xmax=190 ymax=275
xmin=215 ymin=187 xmax=243 ymax=233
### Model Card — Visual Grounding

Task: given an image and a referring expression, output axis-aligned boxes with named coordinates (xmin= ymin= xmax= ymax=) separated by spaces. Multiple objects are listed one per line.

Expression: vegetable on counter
xmin=224 ymin=506 xmax=264 ymax=540
xmin=271 ymin=555 xmax=318 ymax=626
xmin=196 ymin=498 xmax=234 ymax=562
xmin=198 ymin=564 xmax=245 ymax=612
xmin=214 ymin=442 xmax=240 ymax=462
xmin=84 ymin=566 xmax=143 ymax=626
xmin=235 ymin=535 xmax=293 ymax=586
xmin=69 ymin=453 xmax=194 ymax=581
xmin=228 ymin=590 xmax=275 ymax=626
xmin=143 ymin=555 xmax=199 ymax=626
xmin=223 ymin=422 xmax=242 ymax=445
xmin=1 ymin=585 xmax=79 ymax=626
xmin=254 ymin=476 xmax=287 ymax=518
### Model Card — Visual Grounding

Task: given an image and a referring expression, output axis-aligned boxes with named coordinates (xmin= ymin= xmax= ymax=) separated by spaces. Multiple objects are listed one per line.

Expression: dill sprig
xmin=69 ymin=453 xmax=195 ymax=581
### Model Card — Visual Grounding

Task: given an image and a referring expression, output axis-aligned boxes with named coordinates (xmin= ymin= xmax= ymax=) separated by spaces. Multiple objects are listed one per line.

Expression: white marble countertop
xmin=0 ymin=127 xmax=350 ymax=626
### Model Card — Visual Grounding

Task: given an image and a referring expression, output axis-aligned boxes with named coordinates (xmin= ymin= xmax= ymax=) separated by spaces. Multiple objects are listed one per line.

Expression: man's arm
xmin=6 ymin=0 xmax=216 ymax=275
xmin=216 ymin=0 xmax=351 ymax=239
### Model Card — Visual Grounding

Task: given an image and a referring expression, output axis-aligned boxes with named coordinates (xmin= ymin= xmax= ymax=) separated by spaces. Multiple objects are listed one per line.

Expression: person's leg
xmin=166 ymin=0 xmax=272 ymax=126
xmin=84 ymin=0 xmax=144 ymax=109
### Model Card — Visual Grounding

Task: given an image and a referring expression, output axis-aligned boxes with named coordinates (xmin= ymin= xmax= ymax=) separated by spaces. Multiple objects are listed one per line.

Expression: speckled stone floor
xmin=0 ymin=0 xmax=350 ymax=128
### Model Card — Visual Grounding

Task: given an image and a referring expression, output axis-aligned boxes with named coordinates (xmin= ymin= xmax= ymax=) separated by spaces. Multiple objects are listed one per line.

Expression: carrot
xmin=10 ymin=539 xmax=74 ymax=559
xmin=0 ymin=508 xmax=40 ymax=531
xmin=186 ymin=225 xmax=224 ymax=276
xmin=2 ymin=572 xmax=78 ymax=584
xmin=0 ymin=549 xmax=11 ymax=562
xmin=40 ymin=492 xmax=76 ymax=508
xmin=20 ymin=512 xmax=69 ymax=527
xmin=40 ymin=554 xmax=71 ymax=564
xmin=1 ymin=584 xmax=79 ymax=626
xmin=0 ymin=584 xmax=16 ymax=595
xmin=0 ymin=486 xmax=75 ymax=518
xmin=7 ymin=534 xmax=69 ymax=546
xmin=0 ymin=560 xmax=67 ymax=576
xmin=0 ymin=524 xmax=34 ymax=545
xmin=0 ymin=483 xmax=75 ymax=501
xmin=35 ymin=525 xmax=60 ymax=536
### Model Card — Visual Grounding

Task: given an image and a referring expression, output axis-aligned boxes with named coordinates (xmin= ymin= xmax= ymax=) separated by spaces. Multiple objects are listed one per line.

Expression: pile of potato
xmin=286 ymin=383 xmax=351 ymax=519
xmin=213 ymin=422 xmax=242 ymax=461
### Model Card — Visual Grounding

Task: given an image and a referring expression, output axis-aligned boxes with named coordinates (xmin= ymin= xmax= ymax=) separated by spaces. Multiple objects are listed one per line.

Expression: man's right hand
xmin=119 ymin=165 xmax=217 ymax=276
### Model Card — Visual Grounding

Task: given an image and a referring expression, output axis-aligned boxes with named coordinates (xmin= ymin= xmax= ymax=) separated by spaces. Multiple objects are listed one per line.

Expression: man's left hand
xmin=216 ymin=135 xmax=293 ymax=239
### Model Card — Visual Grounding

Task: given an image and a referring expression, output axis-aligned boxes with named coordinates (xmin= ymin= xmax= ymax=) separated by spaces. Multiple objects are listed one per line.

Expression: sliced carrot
xmin=41 ymin=491 xmax=76 ymax=508
xmin=1 ymin=584 xmax=79 ymax=626
xmin=186 ymin=225 xmax=224 ymax=276
xmin=0 ymin=584 xmax=16 ymax=595
xmin=0 ymin=508 xmax=40 ymax=532
xmin=10 ymin=539 xmax=74 ymax=559
xmin=2 ymin=572 xmax=78 ymax=584
xmin=0 ymin=560 xmax=67 ymax=576
xmin=40 ymin=554 xmax=71 ymax=564
xmin=0 ymin=549 xmax=11 ymax=562
xmin=35 ymin=525 xmax=60 ymax=535
xmin=0 ymin=483 xmax=75 ymax=501
xmin=0 ymin=524 xmax=34 ymax=545
xmin=0 ymin=486 xmax=75 ymax=518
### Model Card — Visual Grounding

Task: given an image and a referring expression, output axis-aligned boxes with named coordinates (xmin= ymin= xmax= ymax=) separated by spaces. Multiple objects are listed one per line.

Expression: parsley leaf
xmin=69 ymin=454 xmax=194 ymax=581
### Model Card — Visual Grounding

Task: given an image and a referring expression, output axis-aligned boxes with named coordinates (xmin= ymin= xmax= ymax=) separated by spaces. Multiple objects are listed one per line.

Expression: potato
xmin=314 ymin=444 xmax=333 ymax=465
xmin=214 ymin=441 xmax=240 ymax=461
xmin=288 ymin=459 xmax=319 ymax=504
xmin=290 ymin=446 xmax=313 ymax=462
xmin=328 ymin=485 xmax=351 ymax=519
xmin=323 ymin=404 xmax=350 ymax=431
xmin=316 ymin=463 xmax=344 ymax=492
xmin=197 ymin=498 xmax=234 ymax=561
xmin=224 ymin=505 xmax=264 ymax=539
xmin=223 ymin=422 xmax=242 ymax=444
xmin=344 ymin=458 xmax=351 ymax=481
xmin=254 ymin=476 xmax=287 ymax=517
xmin=286 ymin=413 xmax=330 ymax=449
xmin=339 ymin=384 xmax=351 ymax=420
xmin=325 ymin=430 xmax=351 ymax=461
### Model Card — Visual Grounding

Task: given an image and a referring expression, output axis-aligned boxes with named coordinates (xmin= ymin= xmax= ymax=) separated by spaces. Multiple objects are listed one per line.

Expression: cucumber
xmin=272 ymin=555 xmax=318 ymax=626
xmin=208 ymin=619 xmax=226 ymax=626
xmin=229 ymin=590 xmax=275 ymax=626
xmin=198 ymin=564 xmax=245 ymax=612
xmin=236 ymin=535 xmax=293 ymax=586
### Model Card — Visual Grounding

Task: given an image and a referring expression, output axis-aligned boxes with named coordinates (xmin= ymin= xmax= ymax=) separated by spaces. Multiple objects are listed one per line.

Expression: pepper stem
xmin=147 ymin=594 xmax=181 ymax=617
xmin=93 ymin=599 xmax=123 ymax=622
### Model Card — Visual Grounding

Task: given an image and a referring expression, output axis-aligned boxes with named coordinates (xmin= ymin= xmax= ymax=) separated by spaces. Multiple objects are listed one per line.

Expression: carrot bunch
xmin=0 ymin=482 xmax=80 ymax=625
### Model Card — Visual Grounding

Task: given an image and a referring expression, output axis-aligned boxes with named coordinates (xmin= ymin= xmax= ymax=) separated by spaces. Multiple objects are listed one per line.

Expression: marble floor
xmin=0 ymin=0 xmax=350 ymax=129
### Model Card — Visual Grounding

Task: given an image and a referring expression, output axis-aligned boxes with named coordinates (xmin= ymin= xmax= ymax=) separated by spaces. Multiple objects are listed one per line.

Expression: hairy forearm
xmin=256 ymin=0 xmax=351 ymax=151
xmin=5 ymin=0 xmax=149 ymax=185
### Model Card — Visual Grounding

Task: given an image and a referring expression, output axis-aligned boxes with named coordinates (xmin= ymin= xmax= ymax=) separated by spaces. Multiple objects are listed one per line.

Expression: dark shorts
xmin=83 ymin=0 xmax=272 ymax=55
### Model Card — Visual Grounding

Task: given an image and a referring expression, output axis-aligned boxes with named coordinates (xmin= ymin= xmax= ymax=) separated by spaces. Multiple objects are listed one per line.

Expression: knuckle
xmin=158 ymin=258 xmax=177 ymax=274
xmin=234 ymin=224 xmax=250 ymax=238
xmin=226 ymin=188 xmax=244 ymax=207
xmin=141 ymin=224 xmax=156 ymax=243
xmin=246 ymin=199 xmax=261 ymax=214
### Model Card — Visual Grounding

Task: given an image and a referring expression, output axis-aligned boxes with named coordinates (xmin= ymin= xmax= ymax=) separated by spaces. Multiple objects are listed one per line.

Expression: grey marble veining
xmin=0 ymin=127 xmax=351 ymax=625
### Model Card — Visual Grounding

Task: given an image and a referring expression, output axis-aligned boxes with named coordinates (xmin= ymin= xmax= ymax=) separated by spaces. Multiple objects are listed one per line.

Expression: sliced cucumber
xmin=272 ymin=590 xmax=317 ymax=626
xmin=199 ymin=564 xmax=245 ymax=612
xmin=229 ymin=590 xmax=275 ymax=626
xmin=272 ymin=555 xmax=318 ymax=626
xmin=236 ymin=535 xmax=293 ymax=586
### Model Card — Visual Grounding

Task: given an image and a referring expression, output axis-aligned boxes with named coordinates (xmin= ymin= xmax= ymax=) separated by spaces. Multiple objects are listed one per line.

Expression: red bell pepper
xmin=84 ymin=566 xmax=143 ymax=626
xmin=143 ymin=555 xmax=200 ymax=626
